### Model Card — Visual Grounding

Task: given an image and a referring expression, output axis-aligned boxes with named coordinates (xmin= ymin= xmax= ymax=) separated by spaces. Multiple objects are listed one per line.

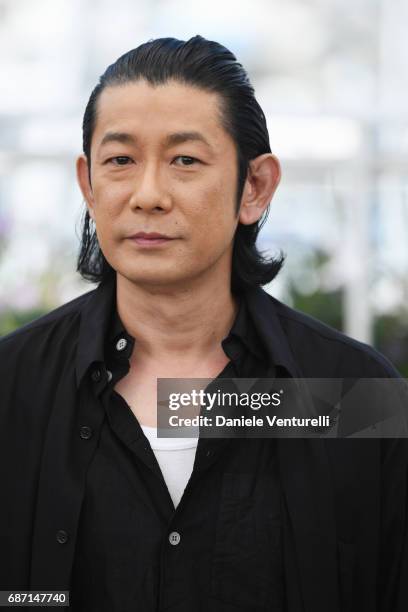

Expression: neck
xmin=115 ymin=270 xmax=239 ymax=365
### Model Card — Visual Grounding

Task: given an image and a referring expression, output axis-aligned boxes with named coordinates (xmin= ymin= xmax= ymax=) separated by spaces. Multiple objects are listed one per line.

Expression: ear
xmin=76 ymin=154 xmax=96 ymax=221
xmin=238 ymin=153 xmax=281 ymax=225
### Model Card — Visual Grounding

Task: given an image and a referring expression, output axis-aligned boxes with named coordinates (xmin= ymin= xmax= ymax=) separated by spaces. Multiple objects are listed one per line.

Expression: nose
xmin=128 ymin=163 xmax=171 ymax=213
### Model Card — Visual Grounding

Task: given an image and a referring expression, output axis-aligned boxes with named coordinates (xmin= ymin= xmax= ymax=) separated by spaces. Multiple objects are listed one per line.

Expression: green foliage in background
xmin=289 ymin=287 xmax=343 ymax=332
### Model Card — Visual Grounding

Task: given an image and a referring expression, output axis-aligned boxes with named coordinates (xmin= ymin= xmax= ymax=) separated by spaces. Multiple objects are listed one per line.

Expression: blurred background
xmin=0 ymin=0 xmax=407 ymax=374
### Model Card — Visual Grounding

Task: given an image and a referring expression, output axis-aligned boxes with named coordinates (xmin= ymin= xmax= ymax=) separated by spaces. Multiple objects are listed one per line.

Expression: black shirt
xmin=70 ymin=295 xmax=286 ymax=611
xmin=1 ymin=272 xmax=408 ymax=612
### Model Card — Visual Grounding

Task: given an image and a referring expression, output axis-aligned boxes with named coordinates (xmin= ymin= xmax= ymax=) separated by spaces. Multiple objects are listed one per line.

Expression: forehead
xmin=92 ymin=79 xmax=231 ymax=150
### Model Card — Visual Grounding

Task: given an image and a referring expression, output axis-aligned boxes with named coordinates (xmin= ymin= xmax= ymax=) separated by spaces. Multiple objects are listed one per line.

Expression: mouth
xmin=127 ymin=232 xmax=176 ymax=247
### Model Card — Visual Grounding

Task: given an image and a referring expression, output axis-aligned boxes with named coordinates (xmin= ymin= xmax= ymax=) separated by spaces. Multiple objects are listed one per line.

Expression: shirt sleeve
xmin=378 ymin=435 xmax=408 ymax=610
xmin=378 ymin=363 xmax=408 ymax=610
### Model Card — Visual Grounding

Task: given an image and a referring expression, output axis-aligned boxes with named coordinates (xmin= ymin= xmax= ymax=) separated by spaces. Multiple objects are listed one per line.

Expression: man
xmin=0 ymin=35 xmax=407 ymax=612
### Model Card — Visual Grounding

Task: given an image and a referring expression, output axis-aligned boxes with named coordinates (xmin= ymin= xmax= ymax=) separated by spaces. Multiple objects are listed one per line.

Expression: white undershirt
xmin=140 ymin=424 xmax=198 ymax=508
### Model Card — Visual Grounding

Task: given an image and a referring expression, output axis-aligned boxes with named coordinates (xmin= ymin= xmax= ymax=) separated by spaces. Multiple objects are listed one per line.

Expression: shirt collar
xmin=76 ymin=272 xmax=117 ymax=388
xmin=106 ymin=289 xmax=263 ymax=368
xmin=76 ymin=272 xmax=300 ymax=388
xmin=245 ymin=286 xmax=301 ymax=378
xmin=221 ymin=295 xmax=265 ymax=363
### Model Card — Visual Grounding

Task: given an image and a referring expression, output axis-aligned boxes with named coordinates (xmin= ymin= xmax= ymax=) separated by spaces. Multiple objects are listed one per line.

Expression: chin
xmin=118 ymin=266 xmax=192 ymax=288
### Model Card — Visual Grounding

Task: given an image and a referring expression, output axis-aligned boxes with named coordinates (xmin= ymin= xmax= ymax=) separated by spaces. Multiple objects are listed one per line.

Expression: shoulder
xmin=0 ymin=286 xmax=96 ymax=362
xmin=266 ymin=292 xmax=401 ymax=378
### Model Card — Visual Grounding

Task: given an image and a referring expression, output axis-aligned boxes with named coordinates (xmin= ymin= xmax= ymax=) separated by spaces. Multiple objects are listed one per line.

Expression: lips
xmin=127 ymin=232 xmax=175 ymax=247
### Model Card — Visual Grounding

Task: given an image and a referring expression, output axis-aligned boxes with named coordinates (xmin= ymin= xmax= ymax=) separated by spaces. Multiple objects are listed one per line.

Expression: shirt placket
xmin=29 ymin=363 xmax=110 ymax=590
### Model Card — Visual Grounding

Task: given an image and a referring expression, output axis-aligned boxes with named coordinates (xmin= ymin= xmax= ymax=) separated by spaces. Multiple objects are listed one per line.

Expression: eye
xmin=107 ymin=156 xmax=133 ymax=166
xmin=173 ymin=155 xmax=199 ymax=167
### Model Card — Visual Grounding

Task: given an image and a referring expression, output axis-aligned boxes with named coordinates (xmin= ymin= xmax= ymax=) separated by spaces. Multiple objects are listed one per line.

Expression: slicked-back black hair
xmin=77 ymin=35 xmax=284 ymax=293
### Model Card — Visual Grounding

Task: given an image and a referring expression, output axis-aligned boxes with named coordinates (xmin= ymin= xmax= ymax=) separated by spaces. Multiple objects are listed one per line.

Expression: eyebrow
xmin=99 ymin=130 xmax=213 ymax=150
xmin=100 ymin=131 xmax=136 ymax=147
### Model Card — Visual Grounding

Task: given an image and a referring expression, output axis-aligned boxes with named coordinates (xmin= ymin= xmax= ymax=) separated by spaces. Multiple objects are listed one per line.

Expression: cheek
xmin=185 ymin=212 xmax=236 ymax=269
xmin=191 ymin=183 xmax=237 ymax=239
xmin=92 ymin=183 xmax=127 ymax=223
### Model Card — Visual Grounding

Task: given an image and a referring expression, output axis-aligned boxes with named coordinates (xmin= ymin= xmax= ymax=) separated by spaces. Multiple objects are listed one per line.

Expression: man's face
xmin=78 ymin=79 xmax=242 ymax=289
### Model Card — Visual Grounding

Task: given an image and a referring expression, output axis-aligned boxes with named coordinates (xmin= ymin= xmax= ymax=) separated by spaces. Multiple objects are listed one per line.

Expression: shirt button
xmin=91 ymin=368 xmax=101 ymax=382
xmin=116 ymin=338 xmax=127 ymax=351
xmin=79 ymin=426 xmax=93 ymax=440
xmin=56 ymin=529 xmax=69 ymax=545
xmin=107 ymin=370 xmax=113 ymax=382
xmin=168 ymin=531 xmax=181 ymax=546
